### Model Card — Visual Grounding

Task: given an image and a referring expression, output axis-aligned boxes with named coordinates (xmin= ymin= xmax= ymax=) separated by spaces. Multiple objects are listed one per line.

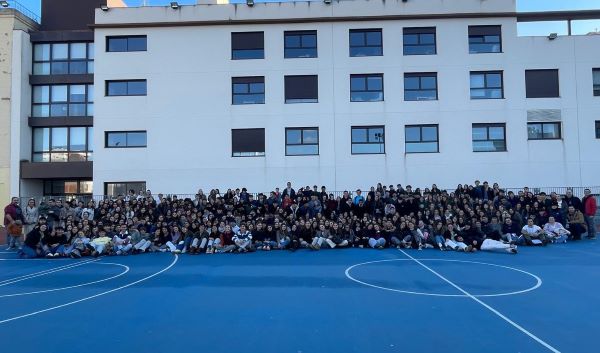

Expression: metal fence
xmin=1 ymin=0 xmax=41 ymax=23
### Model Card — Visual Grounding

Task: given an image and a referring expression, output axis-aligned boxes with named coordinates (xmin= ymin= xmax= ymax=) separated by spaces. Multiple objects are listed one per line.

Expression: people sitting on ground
xmin=521 ymin=218 xmax=548 ymax=246
xmin=42 ymin=226 xmax=68 ymax=258
xmin=566 ymin=206 xmax=587 ymax=240
xmin=543 ymin=216 xmax=570 ymax=244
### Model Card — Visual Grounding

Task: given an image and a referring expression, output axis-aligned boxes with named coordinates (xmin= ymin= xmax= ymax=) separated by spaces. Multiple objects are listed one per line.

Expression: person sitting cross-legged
xmin=521 ymin=218 xmax=548 ymax=246
xmin=233 ymin=224 xmax=253 ymax=252
xmin=543 ymin=216 xmax=570 ymax=244
xmin=42 ymin=226 xmax=68 ymax=258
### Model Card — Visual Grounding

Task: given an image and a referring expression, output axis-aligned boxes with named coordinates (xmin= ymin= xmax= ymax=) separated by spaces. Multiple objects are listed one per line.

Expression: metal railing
xmin=1 ymin=0 xmax=41 ymax=23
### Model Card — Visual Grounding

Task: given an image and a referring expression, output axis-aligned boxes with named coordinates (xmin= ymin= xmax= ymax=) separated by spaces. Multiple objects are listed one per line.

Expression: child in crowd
xmin=7 ymin=220 xmax=23 ymax=250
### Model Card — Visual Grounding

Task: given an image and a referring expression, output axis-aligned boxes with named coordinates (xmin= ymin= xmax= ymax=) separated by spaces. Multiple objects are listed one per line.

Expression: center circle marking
xmin=345 ymin=259 xmax=542 ymax=297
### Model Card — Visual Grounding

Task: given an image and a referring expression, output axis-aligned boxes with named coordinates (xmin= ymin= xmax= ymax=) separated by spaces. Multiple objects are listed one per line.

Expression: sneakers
xmin=46 ymin=253 xmax=53 ymax=258
xmin=418 ymin=244 xmax=423 ymax=251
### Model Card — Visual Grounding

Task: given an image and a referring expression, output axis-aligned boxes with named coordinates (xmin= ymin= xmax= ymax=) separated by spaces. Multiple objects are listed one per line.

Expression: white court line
xmin=0 ymin=262 xmax=130 ymax=298
xmin=0 ymin=258 xmax=97 ymax=284
xmin=0 ymin=255 xmax=178 ymax=325
xmin=0 ymin=259 xmax=98 ymax=287
xmin=398 ymin=249 xmax=561 ymax=353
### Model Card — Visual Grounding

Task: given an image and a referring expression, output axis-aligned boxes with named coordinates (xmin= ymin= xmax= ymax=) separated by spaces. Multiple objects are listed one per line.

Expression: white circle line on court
xmin=345 ymin=259 xmax=542 ymax=298
xmin=0 ymin=254 xmax=178 ymax=325
xmin=0 ymin=259 xmax=99 ymax=287
xmin=0 ymin=262 xmax=130 ymax=298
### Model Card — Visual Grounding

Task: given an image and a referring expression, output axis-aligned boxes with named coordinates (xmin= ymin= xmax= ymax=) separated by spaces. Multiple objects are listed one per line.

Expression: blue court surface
xmin=1 ymin=242 xmax=598 ymax=353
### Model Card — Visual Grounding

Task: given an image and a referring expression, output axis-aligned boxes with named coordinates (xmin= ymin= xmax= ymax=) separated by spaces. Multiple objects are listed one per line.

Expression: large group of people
xmin=2 ymin=181 xmax=597 ymax=259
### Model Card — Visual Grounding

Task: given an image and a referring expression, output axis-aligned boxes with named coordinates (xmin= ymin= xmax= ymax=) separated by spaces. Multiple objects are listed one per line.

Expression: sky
xmin=9 ymin=0 xmax=600 ymax=36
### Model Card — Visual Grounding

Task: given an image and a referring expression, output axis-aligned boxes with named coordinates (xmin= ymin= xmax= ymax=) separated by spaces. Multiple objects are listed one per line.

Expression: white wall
xmin=93 ymin=2 xmax=600 ymax=193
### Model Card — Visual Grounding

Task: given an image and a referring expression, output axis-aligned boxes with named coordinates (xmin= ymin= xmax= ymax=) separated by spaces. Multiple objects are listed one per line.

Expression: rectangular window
xmin=349 ymin=29 xmax=383 ymax=57
xmin=350 ymin=74 xmax=384 ymax=102
xmin=105 ymin=182 xmax=146 ymax=198
xmin=232 ymin=77 xmax=265 ymax=105
xmin=284 ymin=75 xmax=318 ymax=103
xmin=405 ymin=125 xmax=439 ymax=153
xmin=285 ymin=127 xmax=319 ymax=156
xmin=232 ymin=128 xmax=265 ymax=157
xmin=470 ymin=71 xmax=503 ymax=99
xmin=472 ymin=123 xmax=506 ymax=152
xmin=594 ymin=69 xmax=600 ymax=96
xmin=32 ymin=127 xmax=93 ymax=162
xmin=527 ymin=122 xmax=561 ymax=140
xmin=106 ymin=80 xmax=147 ymax=96
xmin=32 ymin=84 xmax=94 ymax=117
xmin=106 ymin=35 xmax=147 ymax=52
xmin=33 ymin=42 xmax=94 ymax=75
xmin=595 ymin=121 xmax=600 ymax=139
xmin=43 ymin=179 xmax=93 ymax=196
xmin=404 ymin=73 xmax=438 ymax=101
xmin=525 ymin=69 xmax=560 ymax=98
xmin=105 ymin=131 xmax=147 ymax=148
xmin=284 ymin=30 xmax=317 ymax=58
xmin=468 ymin=25 xmax=502 ymax=53
xmin=231 ymin=32 xmax=264 ymax=60
xmin=403 ymin=27 xmax=436 ymax=55
xmin=351 ymin=126 xmax=385 ymax=154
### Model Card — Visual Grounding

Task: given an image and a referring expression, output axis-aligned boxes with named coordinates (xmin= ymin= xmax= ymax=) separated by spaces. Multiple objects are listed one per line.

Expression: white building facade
xmin=91 ymin=0 xmax=600 ymax=195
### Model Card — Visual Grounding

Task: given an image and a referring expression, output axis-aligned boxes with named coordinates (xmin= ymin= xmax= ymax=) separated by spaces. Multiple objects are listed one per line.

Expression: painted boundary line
xmin=398 ymin=249 xmax=561 ymax=353
xmin=0 ymin=259 xmax=98 ymax=287
xmin=0 ymin=255 xmax=178 ymax=325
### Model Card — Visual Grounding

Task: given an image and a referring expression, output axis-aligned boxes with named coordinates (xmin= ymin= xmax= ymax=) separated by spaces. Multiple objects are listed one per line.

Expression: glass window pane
xmin=127 ymin=132 xmax=147 ymax=147
xmin=367 ymin=76 xmax=383 ymax=91
xmin=70 ymin=85 xmax=86 ymax=102
xmin=50 ymin=62 xmax=68 ymax=74
xmin=87 ymin=85 xmax=94 ymax=102
xmin=33 ymin=128 xmax=50 ymax=152
xmin=286 ymin=130 xmax=302 ymax=144
xmin=51 ymin=128 xmax=68 ymax=151
xmin=88 ymin=43 xmax=95 ymax=60
xmin=69 ymin=104 xmax=86 ymax=116
xmin=349 ymin=32 xmax=364 ymax=46
xmin=88 ymin=128 xmax=94 ymax=151
xmin=87 ymin=103 xmax=94 ymax=116
xmin=107 ymin=82 xmax=127 ymax=96
xmin=69 ymin=61 xmax=87 ymax=74
xmin=33 ymin=86 xmax=49 ymax=103
xmin=302 ymin=129 xmax=318 ymax=144
xmin=470 ymin=74 xmax=485 ymax=88
xmin=352 ymin=143 xmax=384 ymax=154
xmin=403 ymin=34 xmax=418 ymax=45
xmin=33 ymin=153 xmax=49 ymax=162
xmin=128 ymin=37 xmax=147 ymax=51
xmin=406 ymin=142 xmax=438 ymax=153
xmin=34 ymin=44 xmax=50 ymax=61
xmin=528 ymin=124 xmax=543 ymax=139
xmin=421 ymin=127 xmax=438 ymax=141
xmin=51 ymin=85 xmax=68 ymax=102
xmin=487 ymin=73 xmax=502 ymax=88
xmin=366 ymin=31 xmax=382 ymax=45
xmin=352 ymin=128 xmax=367 ymax=143
xmin=70 ymin=43 xmax=87 ymax=59
xmin=33 ymin=63 xmax=50 ymax=75
xmin=542 ymin=123 xmax=560 ymax=139
xmin=249 ymin=83 xmax=264 ymax=94
xmin=127 ymin=81 xmax=147 ymax=95
xmin=351 ymin=77 xmax=366 ymax=91
xmin=52 ymin=44 xmax=68 ymax=60
xmin=489 ymin=126 xmax=505 ymax=140
xmin=285 ymin=35 xmax=300 ymax=48
xmin=368 ymin=128 xmax=384 ymax=143
xmin=233 ymin=83 xmax=248 ymax=94
xmin=50 ymin=153 xmax=68 ymax=162
xmin=286 ymin=145 xmax=318 ymax=156
xmin=69 ymin=127 xmax=86 ymax=151
xmin=404 ymin=76 xmax=420 ymax=90
xmin=32 ymin=105 xmax=49 ymax=117
xmin=405 ymin=127 xmax=420 ymax=142
xmin=472 ymin=127 xmax=487 ymax=141
xmin=108 ymin=37 xmax=127 ymax=52
xmin=80 ymin=181 xmax=93 ymax=194
xmin=50 ymin=104 xmax=68 ymax=117
xmin=107 ymin=132 xmax=127 ymax=147
xmin=420 ymin=33 xmax=435 ymax=44
xmin=421 ymin=76 xmax=437 ymax=89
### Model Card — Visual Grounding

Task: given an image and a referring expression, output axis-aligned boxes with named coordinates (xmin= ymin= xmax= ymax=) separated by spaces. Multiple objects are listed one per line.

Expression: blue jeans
xmin=584 ymin=215 xmax=596 ymax=238
xmin=18 ymin=245 xmax=40 ymax=258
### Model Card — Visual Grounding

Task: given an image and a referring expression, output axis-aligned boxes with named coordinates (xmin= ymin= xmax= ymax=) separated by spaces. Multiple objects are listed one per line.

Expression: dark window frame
xmin=351 ymin=126 xmax=385 ymax=155
xmin=231 ymin=128 xmax=266 ymax=157
xmin=32 ymin=42 xmax=94 ymax=75
xmin=405 ymin=124 xmax=440 ymax=154
xmin=105 ymin=80 xmax=147 ymax=97
xmin=284 ymin=30 xmax=318 ymax=59
xmin=403 ymin=27 xmax=437 ymax=55
xmin=472 ymin=123 xmax=507 ymax=152
xmin=231 ymin=32 xmax=265 ymax=60
xmin=468 ymin=25 xmax=502 ymax=54
xmin=104 ymin=181 xmax=147 ymax=197
xmin=43 ymin=179 xmax=93 ymax=197
xmin=285 ymin=127 xmax=319 ymax=156
xmin=231 ymin=76 xmax=265 ymax=105
xmin=106 ymin=35 xmax=147 ymax=52
xmin=404 ymin=72 xmax=438 ymax=101
xmin=32 ymin=126 xmax=93 ymax=163
xmin=105 ymin=131 xmax=148 ymax=148
xmin=527 ymin=122 xmax=562 ymax=140
xmin=350 ymin=74 xmax=384 ymax=102
xmin=595 ymin=121 xmax=600 ymax=139
xmin=525 ymin=69 xmax=560 ymax=98
xmin=470 ymin=71 xmax=504 ymax=100
xmin=284 ymin=75 xmax=319 ymax=104
xmin=592 ymin=68 xmax=600 ymax=97
xmin=31 ymin=84 xmax=94 ymax=118
xmin=349 ymin=28 xmax=383 ymax=57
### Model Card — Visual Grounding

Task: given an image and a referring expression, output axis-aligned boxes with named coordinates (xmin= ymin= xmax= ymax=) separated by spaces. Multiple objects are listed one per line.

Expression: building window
xmin=232 ymin=128 xmax=265 ymax=157
xmin=350 ymin=74 xmax=383 ymax=102
xmin=403 ymin=27 xmax=436 ymax=55
xmin=525 ymin=69 xmax=559 ymax=98
xmin=595 ymin=121 xmax=600 ymax=138
xmin=231 ymin=32 xmax=264 ymax=60
xmin=105 ymin=182 xmax=146 ymax=197
xmin=106 ymin=80 xmax=147 ymax=96
xmin=106 ymin=35 xmax=147 ymax=52
xmin=468 ymin=25 xmax=502 ymax=53
xmin=284 ymin=30 xmax=317 ymax=58
xmin=285 ymin=128 xmax=319 ymax=156
xmin=404 ymin=73 xmax=438 ymax=101
xmin=351 ymin=126 xmax=385 ymax=154
xmin=405 ymin=125 xmax=439 ymax=153
xmin=43 ymin=180 xmax=93 ymax=196
xmin=32 ymin=84 xmax=94 ymax=117
xmin=527 ymin=122 xmax=561 ymax=140
xmin=232 ymin=77 xmax=265 ymax=105
xmin=33 ymin=42 xmax=94 ymax=75
xmin=472 ymin=123 xmax=506 ymax=152
xmin=284 ymin=75 xmax=318 ymax=103
xmin=349 ymin=29 xmax=382 ymax=57
xmin=594 ymin=69 xmax=600 ymax=96
xmin=105 ymin=131 xmax=147 ymax=148
xmin=470 ymin=71 xmax=503 ymax=99
xmin=32 ymin=127 xmax=93 ymax=162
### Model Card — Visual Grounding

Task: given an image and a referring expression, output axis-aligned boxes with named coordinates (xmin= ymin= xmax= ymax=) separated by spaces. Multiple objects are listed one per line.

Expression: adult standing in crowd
xmin=4 ymin=197 xmax=24 ymax=247
xmin=582 ymin=189 xmax=597 ymax=239
xmin=23 ymin=199 xmax=39 ymax=235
